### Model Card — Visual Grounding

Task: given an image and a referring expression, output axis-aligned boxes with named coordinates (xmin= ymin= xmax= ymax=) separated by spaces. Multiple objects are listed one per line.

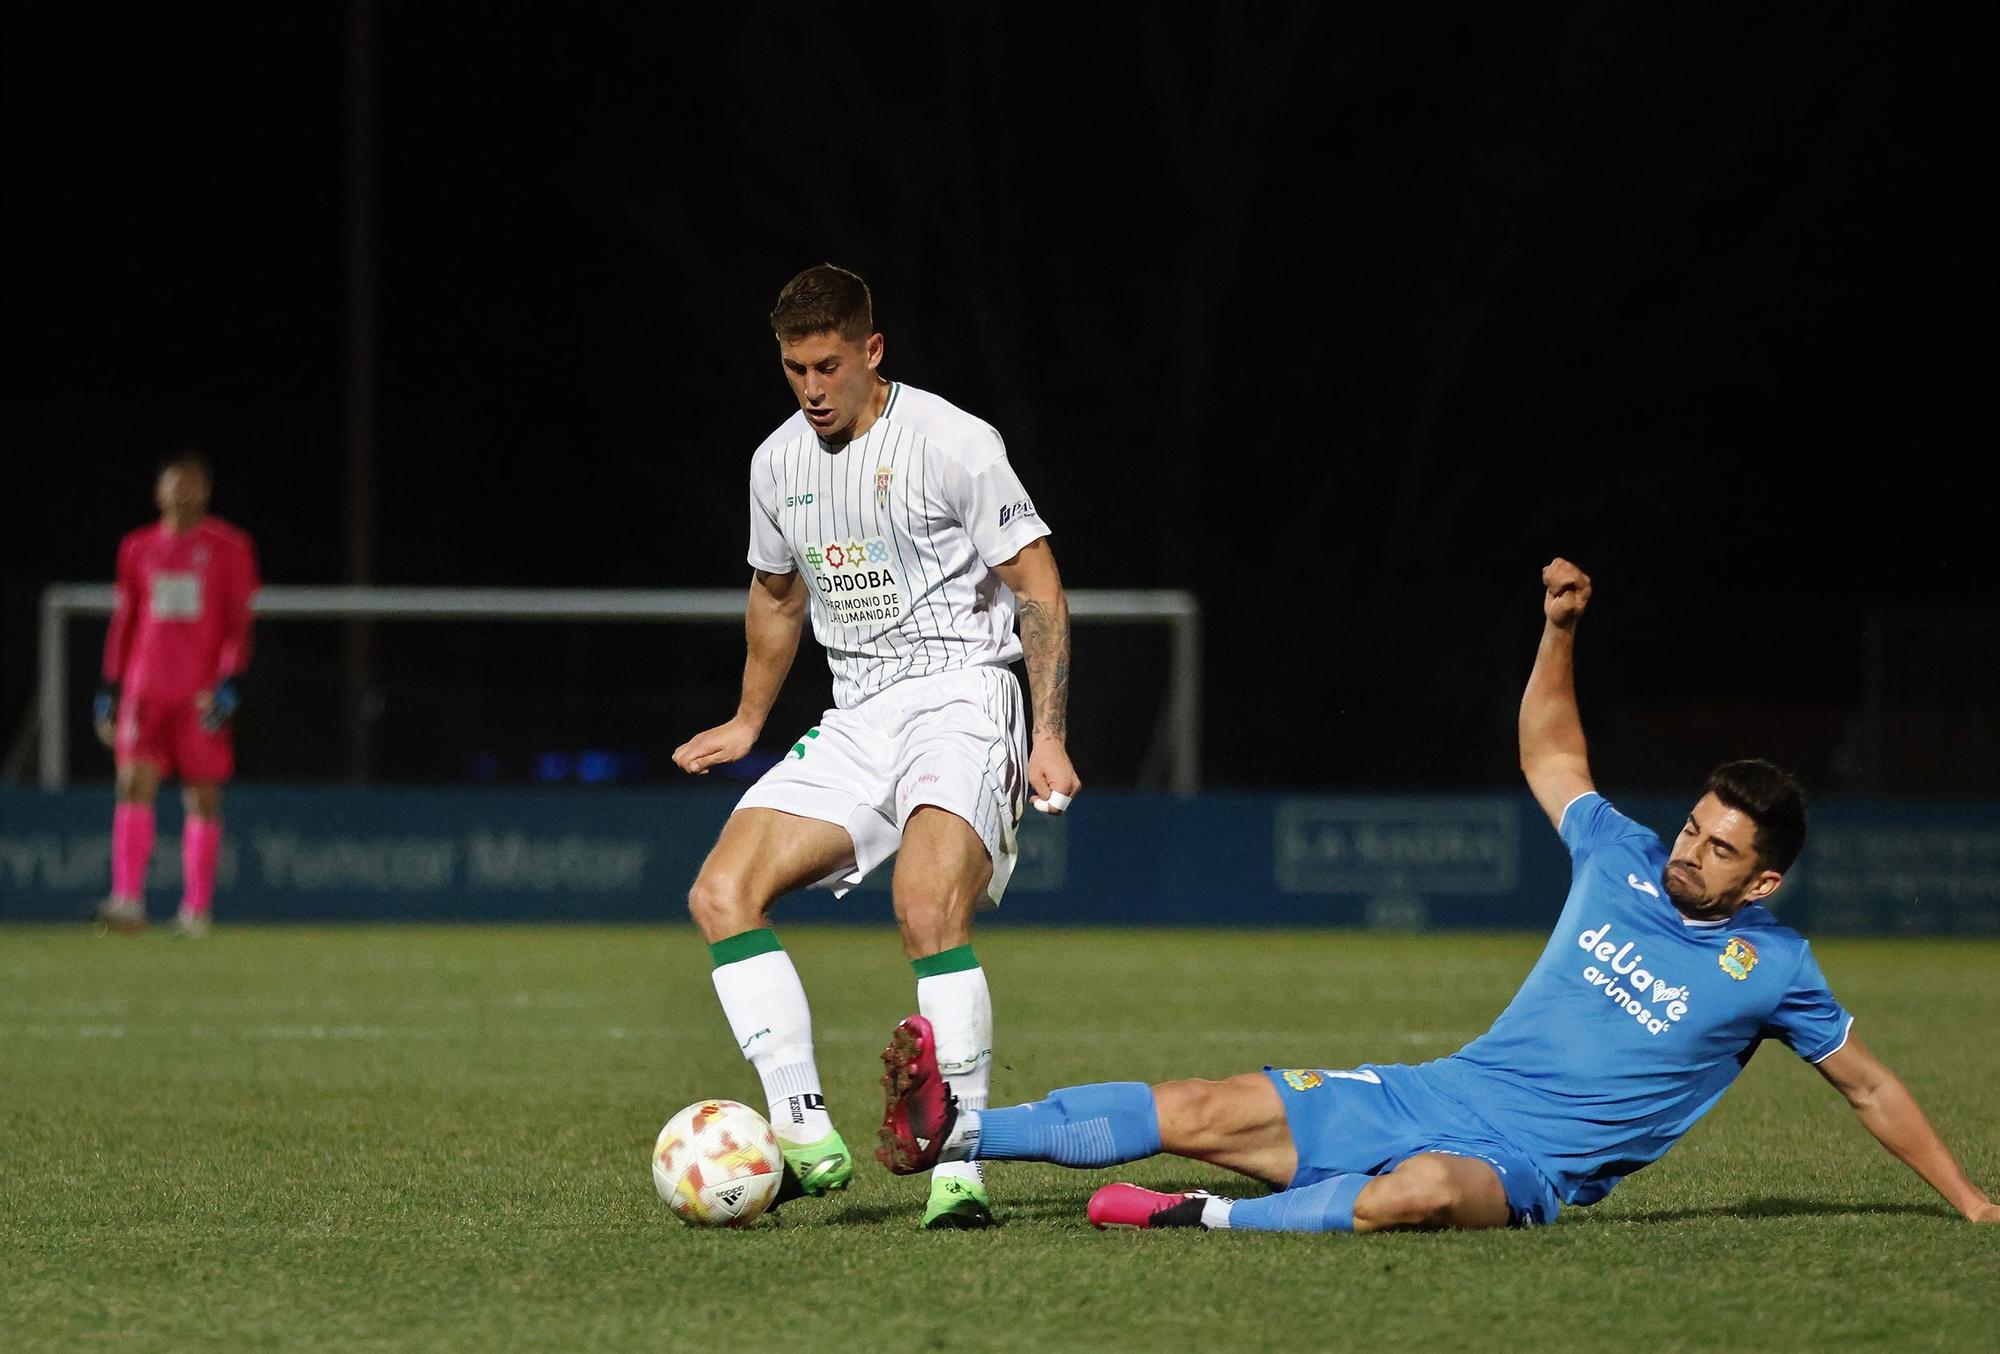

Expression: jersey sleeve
xmin=215 ymin=534 xmax=261 ymax=679
xmin=102 ymin=534 xmax=139 ymax=683
xmin=1558 ymin=791 xmax=1659 ymax=864
xmin=1760 ymin=943 xmax=1854 ymax=1063
xmin=940 ymin=427 xmax=1051 ymax=568
xmin=746 ymin=453 xmax=793 ymax=573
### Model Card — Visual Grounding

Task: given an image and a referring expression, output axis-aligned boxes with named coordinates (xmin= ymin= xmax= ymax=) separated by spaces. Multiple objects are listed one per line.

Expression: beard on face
xmin=1667 ymin=859 xmax=1721 ymax=905
xmin=1665 ymin=861 xmax=1744 ymax=917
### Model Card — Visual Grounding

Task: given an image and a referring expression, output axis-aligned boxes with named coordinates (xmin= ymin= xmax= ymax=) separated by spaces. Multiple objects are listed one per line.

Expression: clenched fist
xmin=1542 ymin=558 xmax=1592 ymax=630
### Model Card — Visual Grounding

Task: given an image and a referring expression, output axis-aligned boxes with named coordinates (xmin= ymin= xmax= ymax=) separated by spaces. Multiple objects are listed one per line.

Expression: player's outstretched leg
xmin=1091 ymin=1153 xmax=1513 ymax=1233
xmin=879 ymin=1022 xmax=1163 ymax=1175
xmin=1087 ymin=1175 xmax=1370 ymax=1232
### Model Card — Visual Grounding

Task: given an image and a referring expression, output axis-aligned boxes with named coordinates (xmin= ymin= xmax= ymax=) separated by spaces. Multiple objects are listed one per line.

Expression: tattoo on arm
xmin=1017 ymin=596 xmax=1070 ymax=741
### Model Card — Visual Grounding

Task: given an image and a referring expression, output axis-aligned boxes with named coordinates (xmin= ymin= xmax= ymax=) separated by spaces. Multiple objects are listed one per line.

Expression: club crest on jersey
xmin=874 ymin=466 xmax=894 ymax=508
xmin=1280 ymin=1069 xmax=1324 ymax=1091
xmin=1719 ymin=937 xmax=1759 ymax=981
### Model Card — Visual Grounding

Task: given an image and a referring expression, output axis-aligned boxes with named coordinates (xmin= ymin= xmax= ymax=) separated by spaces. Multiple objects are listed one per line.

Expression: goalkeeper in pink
xmin=93 ymin=452 xmax=260 ymax=937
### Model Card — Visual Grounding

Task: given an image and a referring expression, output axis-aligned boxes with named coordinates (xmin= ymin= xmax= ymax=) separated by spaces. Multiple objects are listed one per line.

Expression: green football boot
xmin=770 ymin=1130 xmax=854 ymax=1209
xmin=921 ymin=1174 xmax=995 ymax=1230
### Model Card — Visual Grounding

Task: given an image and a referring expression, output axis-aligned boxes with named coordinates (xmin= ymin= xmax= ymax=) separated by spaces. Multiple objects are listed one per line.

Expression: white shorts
xmin=735 ymin=665 xmax=1029 ymax=905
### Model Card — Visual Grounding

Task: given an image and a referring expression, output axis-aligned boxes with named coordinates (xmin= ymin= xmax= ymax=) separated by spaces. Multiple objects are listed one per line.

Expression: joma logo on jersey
xmin=999 ymin=499 xmax=1037 ymax=528
xmin=1577 ymin=922 xmax=1691 ymax=1036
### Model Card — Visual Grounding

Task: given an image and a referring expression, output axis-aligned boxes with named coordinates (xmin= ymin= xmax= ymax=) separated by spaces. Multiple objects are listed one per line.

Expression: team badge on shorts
xmin=875 ymin=466 xmax=894 ymax=507
xmin=1719 ymin=937 xmax=1759 ymax=981
xmin=1279 ymin=1069 xmax=1324 ymax=1092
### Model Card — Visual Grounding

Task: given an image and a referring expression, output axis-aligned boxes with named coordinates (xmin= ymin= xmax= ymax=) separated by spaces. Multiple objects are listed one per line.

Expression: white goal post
xmin=36 ymin=585 xmax=1201 ymax=793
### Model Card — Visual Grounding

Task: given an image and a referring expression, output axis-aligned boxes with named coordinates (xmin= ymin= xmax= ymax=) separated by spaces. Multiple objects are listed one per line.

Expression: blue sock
xmin=971 ymin=1082 xmax=1162 ymax=1166
xmin=1225 ymin=1173 xmax=1370 ymax=1232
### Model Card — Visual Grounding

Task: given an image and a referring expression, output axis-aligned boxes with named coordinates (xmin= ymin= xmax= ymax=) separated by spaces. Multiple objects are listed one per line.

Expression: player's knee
xmin=686 ymin=871 xmax=764 ymax=941
xmin=1356 ymin=1157 xmax=1463 ymax=1229
xmin=892 ymin=889 xmax=974 ymax=956
xmin=1153 ymin=1078 xmax=1234 ymax=1149
xmin=894 ymin=906 xmax=961 ymax=959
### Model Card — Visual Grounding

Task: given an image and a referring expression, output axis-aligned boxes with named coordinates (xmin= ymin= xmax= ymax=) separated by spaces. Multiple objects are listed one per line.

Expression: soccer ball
xmin=652 ymin=1099 xmax=783 ymax=1227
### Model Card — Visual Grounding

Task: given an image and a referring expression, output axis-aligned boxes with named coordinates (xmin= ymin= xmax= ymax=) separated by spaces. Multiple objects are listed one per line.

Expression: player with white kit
xmin=673 ymin=264 xmax=1080 ymax=1228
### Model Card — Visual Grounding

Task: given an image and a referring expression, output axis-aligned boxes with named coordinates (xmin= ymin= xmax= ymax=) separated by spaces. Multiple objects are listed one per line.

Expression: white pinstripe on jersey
xmin=747 ymin=382 xmax=1052 ymax=709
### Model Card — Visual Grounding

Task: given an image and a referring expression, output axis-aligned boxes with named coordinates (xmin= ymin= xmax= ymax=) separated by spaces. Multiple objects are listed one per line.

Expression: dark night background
xmin=8 ymin=5 xmax=1994 ymax=797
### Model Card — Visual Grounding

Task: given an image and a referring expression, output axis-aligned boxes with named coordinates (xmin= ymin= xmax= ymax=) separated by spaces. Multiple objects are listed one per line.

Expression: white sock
xmin=1201 ymin=1196 xmax=1235 ymax=1230
xmin=940 ymin=1108 xmax=982 ymax=1163
xmin=918 ymin=964 xmax=991 ymax=1188
xmin=710 ymin=948 xmax=833 ymax=1146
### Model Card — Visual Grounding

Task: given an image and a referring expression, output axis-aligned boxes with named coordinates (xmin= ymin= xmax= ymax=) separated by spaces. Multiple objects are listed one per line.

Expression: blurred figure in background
xmin=93 ymin=452 xmax=260 ymax=937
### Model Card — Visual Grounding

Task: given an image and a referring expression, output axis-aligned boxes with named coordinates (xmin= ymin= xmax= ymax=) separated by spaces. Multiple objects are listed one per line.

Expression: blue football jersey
xmin=1426 ymin=792 xmax=1852 ymax=1205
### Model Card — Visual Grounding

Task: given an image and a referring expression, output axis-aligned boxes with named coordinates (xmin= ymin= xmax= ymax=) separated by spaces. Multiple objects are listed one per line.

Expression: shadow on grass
xmin=882 ymin=1177 xmax=1276 ymax=1227
xmin=806 ymin=1200 xmax=917 ymax=1227
xmin=1585 ymin=1196 xmax=1958 ymax=1225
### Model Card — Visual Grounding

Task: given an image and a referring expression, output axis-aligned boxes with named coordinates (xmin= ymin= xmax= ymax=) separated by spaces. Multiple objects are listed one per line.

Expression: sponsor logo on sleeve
xmin=999 ymin=500 xmax=1037 ymax=528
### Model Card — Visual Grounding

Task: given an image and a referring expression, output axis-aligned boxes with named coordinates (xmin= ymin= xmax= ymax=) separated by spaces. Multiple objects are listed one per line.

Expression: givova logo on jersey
xmin=1576 ymin=922 xmax=1692 ymax=1037
xmin=801 ymin=535 xmax=905 ymax=626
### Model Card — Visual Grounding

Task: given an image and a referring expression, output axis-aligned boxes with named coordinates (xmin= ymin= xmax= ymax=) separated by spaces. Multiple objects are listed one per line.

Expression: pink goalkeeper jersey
xmin=102 ymin=517 xmax=261 ymax=701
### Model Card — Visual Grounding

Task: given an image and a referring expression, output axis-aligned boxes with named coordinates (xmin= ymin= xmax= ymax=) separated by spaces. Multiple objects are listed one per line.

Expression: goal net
xmin=32 ymin=586 xmax=1200 ymax=793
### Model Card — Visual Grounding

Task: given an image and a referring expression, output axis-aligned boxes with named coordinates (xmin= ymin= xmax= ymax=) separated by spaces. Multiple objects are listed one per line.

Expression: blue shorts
xmin=1262 ymin=1063 xmax=1562 ymax=1228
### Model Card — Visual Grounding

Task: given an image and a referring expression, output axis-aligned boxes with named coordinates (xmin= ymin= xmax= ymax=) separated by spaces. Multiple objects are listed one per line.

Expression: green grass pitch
xmin=3 ymin=925 xmax=1995 ymax=1351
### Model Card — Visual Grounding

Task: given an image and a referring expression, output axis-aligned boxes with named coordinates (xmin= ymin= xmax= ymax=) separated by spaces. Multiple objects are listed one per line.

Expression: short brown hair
xmin=1703 ymin=759 xmax=1808 ymax=874
xmin=770 ymin=264 xmax=874 ymax=342
xmin=158 ymin=449 xmax=213 ymax=483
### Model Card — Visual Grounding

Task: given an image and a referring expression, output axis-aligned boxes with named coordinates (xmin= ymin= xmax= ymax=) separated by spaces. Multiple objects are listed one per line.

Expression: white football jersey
xmin=747 ymin=381 xmax=1052 ymax=708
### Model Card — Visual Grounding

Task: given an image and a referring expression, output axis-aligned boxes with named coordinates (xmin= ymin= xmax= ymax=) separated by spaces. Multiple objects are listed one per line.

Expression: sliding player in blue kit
xmin=877 ymin=558 xmax=2000 ymax=1231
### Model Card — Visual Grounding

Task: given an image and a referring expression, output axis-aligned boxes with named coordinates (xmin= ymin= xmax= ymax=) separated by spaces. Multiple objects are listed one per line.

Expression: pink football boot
xmin=876 ymin=1014 xmax=959 ymax=1175
xmin=1088 ymin=1183 xmax=1214 ymax=1229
